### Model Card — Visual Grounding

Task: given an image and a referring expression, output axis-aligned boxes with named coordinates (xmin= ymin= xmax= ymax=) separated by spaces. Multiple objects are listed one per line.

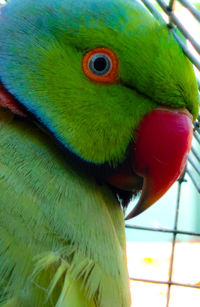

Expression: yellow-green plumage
xmin=0 ymin=109 xmax=130 ymax=306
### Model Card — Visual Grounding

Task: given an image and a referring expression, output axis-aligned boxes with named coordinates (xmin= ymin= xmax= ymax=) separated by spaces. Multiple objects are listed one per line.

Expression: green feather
xmin=0 ymin=109 xmax=130 ymax=306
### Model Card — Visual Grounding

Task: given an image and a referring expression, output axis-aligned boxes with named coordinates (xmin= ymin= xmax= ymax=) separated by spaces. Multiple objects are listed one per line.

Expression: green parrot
xmin=0 ymin=0 xmax=199 ymax=306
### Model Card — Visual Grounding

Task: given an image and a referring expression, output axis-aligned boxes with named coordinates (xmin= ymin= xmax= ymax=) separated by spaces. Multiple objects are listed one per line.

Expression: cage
xmin=125 ymin=0 xmax=200 ymax=306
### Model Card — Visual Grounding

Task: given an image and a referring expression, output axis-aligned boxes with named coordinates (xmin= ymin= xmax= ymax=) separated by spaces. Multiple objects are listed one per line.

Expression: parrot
xmin=0 ymin=0 xmax=199 ymax=306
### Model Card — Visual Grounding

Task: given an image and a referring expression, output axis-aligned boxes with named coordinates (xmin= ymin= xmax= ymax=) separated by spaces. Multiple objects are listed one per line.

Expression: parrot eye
xmin=89 ymin=54 xmax=111 ymax=76
xmin=82 ymin=48 xmax=118 ymax=84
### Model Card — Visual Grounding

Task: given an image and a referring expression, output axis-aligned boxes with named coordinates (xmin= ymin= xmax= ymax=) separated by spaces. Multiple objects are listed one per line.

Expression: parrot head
xmin=0 ymin=0 xmax=199 ymax=218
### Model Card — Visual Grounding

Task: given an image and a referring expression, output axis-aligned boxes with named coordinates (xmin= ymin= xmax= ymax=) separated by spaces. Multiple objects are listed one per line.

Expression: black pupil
xmin=89 ymin=54 xmax=111 ymax=76
xmin=94 ymin=57 xmax=107 ymax=72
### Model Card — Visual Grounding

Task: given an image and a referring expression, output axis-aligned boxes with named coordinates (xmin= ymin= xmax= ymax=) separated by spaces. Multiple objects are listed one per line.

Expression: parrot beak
xmin=0 ymin=83 xmax=26 ymax=117
xmin=125 ymin=107 xmax=193 ymax=220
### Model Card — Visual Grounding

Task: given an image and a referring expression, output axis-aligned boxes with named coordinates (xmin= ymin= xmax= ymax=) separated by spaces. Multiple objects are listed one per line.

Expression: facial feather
xmin=0 ymin=0 xmax=198 ymax=165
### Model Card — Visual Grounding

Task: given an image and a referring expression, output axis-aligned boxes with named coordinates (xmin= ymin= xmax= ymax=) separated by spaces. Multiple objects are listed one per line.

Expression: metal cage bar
xmin=126 ymin=0 xmax=200 ymax=306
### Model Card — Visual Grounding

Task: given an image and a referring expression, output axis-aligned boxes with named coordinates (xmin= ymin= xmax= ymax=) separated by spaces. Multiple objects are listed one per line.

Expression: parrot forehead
xmin=1 ymin=0 xmax=156 ymax=46
xmin=1 ymin=0 xmax=152 ymax=26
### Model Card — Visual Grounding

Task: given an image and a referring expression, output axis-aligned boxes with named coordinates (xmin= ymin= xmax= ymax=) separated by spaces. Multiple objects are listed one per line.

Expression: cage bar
xmin=127 ymin=0 xmax=200 ymax=306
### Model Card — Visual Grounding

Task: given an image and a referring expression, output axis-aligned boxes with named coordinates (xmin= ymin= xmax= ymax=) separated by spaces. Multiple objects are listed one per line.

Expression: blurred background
xmin=0 ymin=0 xmax=199 ymax=306
xmin=125 ymin=0 xmax=200 ymax=306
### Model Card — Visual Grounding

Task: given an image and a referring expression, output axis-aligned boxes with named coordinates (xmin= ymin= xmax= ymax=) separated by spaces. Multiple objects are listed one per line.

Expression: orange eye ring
xmin=82 ymin=48 xmax=119 ymax=84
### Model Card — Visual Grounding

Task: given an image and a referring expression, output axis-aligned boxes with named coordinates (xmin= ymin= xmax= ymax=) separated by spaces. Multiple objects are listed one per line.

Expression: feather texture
xmin=0 ymin=109 xmax=130 ymax=306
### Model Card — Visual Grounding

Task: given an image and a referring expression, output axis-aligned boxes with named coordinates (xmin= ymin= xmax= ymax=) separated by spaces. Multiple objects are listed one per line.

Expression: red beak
xmin=125 ymin=108 xmax=193 ymax=219
xmin=0 ymin=83 xmax=26 ymax=117
xmin=106 ymin=107 xmax=193 ymax=219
